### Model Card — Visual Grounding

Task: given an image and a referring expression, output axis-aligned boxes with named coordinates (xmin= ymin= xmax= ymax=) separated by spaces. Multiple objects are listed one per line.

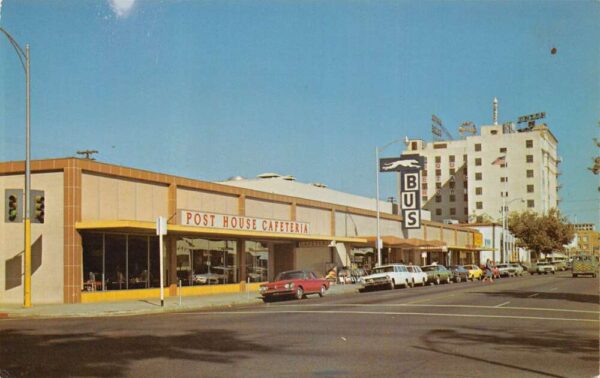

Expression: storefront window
xmin=82 ymin=233 xmax=161 ymax=291
xmin=105 ymin=234 xmax=126 ymax=290
xmin=245 ymin=241 xmax=268 ymax=282
xmin=176 ymin=238 xmax=238 ymax=286
xmin=82 ymin=234 xmax=103 ymax=291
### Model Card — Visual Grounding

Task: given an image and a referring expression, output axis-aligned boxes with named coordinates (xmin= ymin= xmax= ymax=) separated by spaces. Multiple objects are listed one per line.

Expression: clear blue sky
xmin=1 ymin=1 xmax=598 ymax=225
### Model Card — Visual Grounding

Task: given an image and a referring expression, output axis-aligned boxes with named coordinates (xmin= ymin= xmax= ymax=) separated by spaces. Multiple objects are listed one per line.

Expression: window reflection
xmin=176 ymin=238 xmax=238 ymax=286
xmin=245 ymin=241 xmax=268 ymax=282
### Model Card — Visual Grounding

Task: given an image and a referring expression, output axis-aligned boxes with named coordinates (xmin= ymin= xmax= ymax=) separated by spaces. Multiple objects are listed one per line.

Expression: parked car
xmin=447 ymin=265 xmax=469 ymax=283
xmin=463 ymin=264 xmax=483 ymax=281
xmin=496 ymin=263 xmax=517 ymax=277
xmin=360 ymin=264 xmax=411 ymax=291
xmin=259 ymin=270 xmax=329 ymax=302
xmin=572 ymin=255 xmax=599 ymax=278
xmin=509 ymin=263 xmax=524 ymax=276
xmin=532 ymin=262 xmax=555 ymax=275
xmin=422 ymin=265 xmax=453 ymax=285
xmin=406 ymin=265 xmax=428 ymax=287
xmin=551 ymin=260 xmax=568 ymax=272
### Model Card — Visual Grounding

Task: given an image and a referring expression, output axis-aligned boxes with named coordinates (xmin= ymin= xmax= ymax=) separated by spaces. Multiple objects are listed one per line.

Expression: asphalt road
xmin=1 ymin=272 xmax=598 ymax=378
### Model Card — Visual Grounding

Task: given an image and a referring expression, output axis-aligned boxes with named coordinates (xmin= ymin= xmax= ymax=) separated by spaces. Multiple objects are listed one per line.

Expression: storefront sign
xmin=180 ymin=210 xmax=311 ymax=235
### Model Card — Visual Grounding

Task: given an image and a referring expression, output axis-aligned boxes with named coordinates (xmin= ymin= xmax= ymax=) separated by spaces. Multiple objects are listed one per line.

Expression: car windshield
xmin=372 ymin=266 xmax=395 ymax=274
xmin=276 ymin=271 xmax=305 ymax=280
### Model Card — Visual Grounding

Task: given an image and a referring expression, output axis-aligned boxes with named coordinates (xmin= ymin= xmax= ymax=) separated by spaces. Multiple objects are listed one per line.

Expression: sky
xmin=1 ymin=0 xmax=598 ymax=226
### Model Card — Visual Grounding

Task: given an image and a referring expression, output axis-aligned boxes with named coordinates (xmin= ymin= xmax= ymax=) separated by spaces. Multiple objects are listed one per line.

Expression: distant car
xmin=192 ymin=271 xmax=225 ymax=285
xmin=406 ymin=265 xmax=428 ymax=287
xmin=533 ymin=262 xmax=555 ymax=275
xmin=463 ymin=264 xmax=483 ymax=281
xmin=496 ymin=263 xmax=517 ymax=277
xmin=259 ymin=270 xmax=329 ymax=302
xmin=551 ymin=260 xmax=568 ymax=272
xmin=422 ymin=265 xmax=453 ymax=285
xmin=447 ymin=265 xmax=469 ymax=283
xmin=360 ymin=264 xmax=411 ymax=291
xmin=509 ymin=263 xmax=524 ymax=276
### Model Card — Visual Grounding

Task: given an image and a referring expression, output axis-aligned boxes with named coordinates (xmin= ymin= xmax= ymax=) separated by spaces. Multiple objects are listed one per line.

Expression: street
xmin=1 ymin=272 xmax=598 ymax=378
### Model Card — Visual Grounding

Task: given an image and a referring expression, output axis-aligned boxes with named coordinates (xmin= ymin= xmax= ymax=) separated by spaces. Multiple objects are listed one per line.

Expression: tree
xmin=508 ymin=208 xmax=575 ymax=260
xmin=590 ymin=121 xmax=600 ymax=191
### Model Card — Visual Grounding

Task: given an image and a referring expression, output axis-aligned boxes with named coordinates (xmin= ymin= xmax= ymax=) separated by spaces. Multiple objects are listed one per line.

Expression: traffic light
xmin=33 ymin=192 xmax=45 ymax=223
xmin=4 ymin=189 xmax=23 ymax=223
xmin=8 ymin=195 xmax=18 ymax=221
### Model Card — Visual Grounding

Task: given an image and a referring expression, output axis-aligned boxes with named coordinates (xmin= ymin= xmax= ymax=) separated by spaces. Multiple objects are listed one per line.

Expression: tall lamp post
xmin=1 ymin=27 xmax=32 ymax=307
xmin=375 ymin=139 xmax=404 ymax=267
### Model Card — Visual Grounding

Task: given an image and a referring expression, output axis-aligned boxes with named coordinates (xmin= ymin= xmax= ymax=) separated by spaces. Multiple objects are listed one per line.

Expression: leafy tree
xmin=508 ymin=208 xmax=574 ymax=260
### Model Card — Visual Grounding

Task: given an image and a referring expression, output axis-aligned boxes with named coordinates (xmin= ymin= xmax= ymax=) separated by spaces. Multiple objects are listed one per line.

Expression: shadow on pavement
xmin=475 ymin=290 xmax=599 ymax=304
xmin=0 ymin=328 xmax=275 ymax=377
xmin=415 ymin=326 xmax=598 ymax=377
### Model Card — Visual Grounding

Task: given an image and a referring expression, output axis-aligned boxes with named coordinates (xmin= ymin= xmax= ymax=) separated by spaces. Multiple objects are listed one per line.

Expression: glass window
xmin=128 ymin=236 xmax=149 ymax=289
xmin=526 ymin=155 xmax=534 ymax=163
xmin=474 ymin=143 xmax=481 ymax=152
xmin=450 ymin=208 xmax=456 ymax=215
xmin=176 ymin=238 xmax=238 ymax=286
xmin=527 ymin=170 xmax=534 ymax=178
xmin=436 ymin=195 xmax=442 ymax=203
xmin=526 ymin=140 xmax=533 ymax=148
xmin=500 ymin=147 xmax=507 ymax=153
xmin=527 ymin=184 xmax=534 ymax=193
xmin=245 ymin=241 xmax=269 ymax=282
xmin=476 ymin=202 xmax=483 ymax=209
xmin=449 ymin=155 xmax=455 ymax=162
xmin=435 ymin=208 xmax=442 ymax=216
xmin=475 ymin=172 xmax=482 ymax=180
xmin=475 ymin=158 xmax=482 ymax=166
xmin=527 ymin=200 xmax=535 ymax=208
xmin=435 ymin=156 xmax=441 ymax=163
xmin=476 ymin=187 xmax=483 ymax=195
xmin=82 ymin=234 xmax=104 ymax=292
xmin=105 ymin=234 xmax=126 ymax=290
xmin=450 ymin=194 xmax=456 ymax=202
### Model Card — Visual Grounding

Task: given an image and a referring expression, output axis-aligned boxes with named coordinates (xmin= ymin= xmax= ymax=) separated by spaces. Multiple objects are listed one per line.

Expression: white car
xmin=360 ymin=264 xmax=411 ymax=291
xmin=407 ymin=265 xmax=428 ymax=287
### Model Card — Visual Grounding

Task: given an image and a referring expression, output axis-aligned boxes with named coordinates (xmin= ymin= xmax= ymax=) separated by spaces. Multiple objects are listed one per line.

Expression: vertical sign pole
xmin=157 ymin=216 xmax=166 ymax=307
xmin=375 ymin=147 xmax=382 ymax=267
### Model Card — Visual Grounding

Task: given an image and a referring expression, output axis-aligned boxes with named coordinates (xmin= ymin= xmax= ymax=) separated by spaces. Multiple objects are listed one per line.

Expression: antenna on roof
xmin=76 ymin=150 xmax=98 ymax=160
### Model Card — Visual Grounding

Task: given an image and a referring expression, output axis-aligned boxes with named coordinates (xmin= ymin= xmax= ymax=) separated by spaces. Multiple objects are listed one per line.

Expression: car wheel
xmin=318 ymin=285 xmax=326 ymax=297
xmin=456 ymin=276 xmax=461 ymax=283
xmin=435 ymin=276 xmax=441 ymax=285
xmin=262 ymin=296 xmax=272 ymax=303
xmin=389 ymin=280 xmax=396 ymax=290
xmin=410 ymin=279 xmax=415 ymax=288
xmin=446 ymin=276 xmax=452 ymax=284
xmin=572 ymin=274 xmax=577 ymax=278
xmin=552 ymin=271 xmax=555 ymax=275
xmin=295 ymin=287 xmax=304 ymax=300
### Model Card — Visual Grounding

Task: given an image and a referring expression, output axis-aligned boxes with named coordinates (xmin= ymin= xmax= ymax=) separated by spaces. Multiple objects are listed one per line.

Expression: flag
xmin=492 ymin=156 xmax=506 ymax=166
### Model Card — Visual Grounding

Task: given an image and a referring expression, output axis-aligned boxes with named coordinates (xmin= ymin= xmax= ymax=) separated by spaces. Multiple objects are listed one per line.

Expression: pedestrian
xmin=482 ymin=259 xmax=494 ymax=283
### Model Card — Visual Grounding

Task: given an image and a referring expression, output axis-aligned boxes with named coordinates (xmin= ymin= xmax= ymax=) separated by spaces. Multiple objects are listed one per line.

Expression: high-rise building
xmin=401 ymin=99 xmax=560 ymax=223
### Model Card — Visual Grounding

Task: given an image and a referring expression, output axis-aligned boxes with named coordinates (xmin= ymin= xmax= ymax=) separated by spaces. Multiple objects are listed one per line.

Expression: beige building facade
xmin=403 ymin=122 xmax=560 ymax=223
xmin=1 ymin=158 xmax=482 ymax=305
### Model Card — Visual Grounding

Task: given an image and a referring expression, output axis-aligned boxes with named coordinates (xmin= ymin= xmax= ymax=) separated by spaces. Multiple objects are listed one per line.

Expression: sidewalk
xmin=0 ymin=283 xmax=359 ymax=319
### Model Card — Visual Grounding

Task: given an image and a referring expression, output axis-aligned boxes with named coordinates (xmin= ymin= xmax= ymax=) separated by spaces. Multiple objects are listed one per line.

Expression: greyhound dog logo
xmin=382 ymin=159 xmax=421 ymax=171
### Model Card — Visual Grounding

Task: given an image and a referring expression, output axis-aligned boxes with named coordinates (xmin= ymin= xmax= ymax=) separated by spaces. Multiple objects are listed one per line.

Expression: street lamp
xmin=1 ymin=27 xmax=32 ymax=308
xmin=375 ymin=139 xmax=404 ymax=267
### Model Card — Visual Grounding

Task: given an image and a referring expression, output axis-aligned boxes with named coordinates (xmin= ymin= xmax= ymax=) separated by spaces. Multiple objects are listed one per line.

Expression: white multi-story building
xmin=402 ymin=100 xmax=560 ymax=224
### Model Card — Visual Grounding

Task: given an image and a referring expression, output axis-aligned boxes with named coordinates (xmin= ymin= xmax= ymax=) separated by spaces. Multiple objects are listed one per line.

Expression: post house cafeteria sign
xmin=180 ymin=210 xmax=311 ymax=235
xmin=379 ymin=154 xmax=425 ymax=229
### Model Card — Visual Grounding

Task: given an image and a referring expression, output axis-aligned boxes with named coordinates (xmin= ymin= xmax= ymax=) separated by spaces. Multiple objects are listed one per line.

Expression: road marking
xmin=406 ymin=298 xmax=431 ymax=304
xmin=275 ymin=303 xmax=600 ymax=314
xmin=495 ymin=301 xmax=510 ymax=308
xmin=181 ymin=309 xmax=599 ymax=323
xmin=528 ymin=293 xmax=539 ymax=298
xmin=549 ymin=287 xmax=558 ymax=291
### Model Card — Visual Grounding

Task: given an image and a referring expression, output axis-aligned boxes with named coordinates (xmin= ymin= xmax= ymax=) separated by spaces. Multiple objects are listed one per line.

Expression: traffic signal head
xmin=34 ymin=195 xmax=45 ymax=223
xmin=8 ymin=195 xmax=18 ymax=221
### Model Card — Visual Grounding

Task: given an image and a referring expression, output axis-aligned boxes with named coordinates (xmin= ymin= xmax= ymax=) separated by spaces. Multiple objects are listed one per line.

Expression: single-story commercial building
xmin=1 ymin=158 xmax=483 ymax=304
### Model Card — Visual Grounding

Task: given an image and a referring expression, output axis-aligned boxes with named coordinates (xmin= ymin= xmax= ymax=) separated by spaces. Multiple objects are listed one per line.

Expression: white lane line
xmin=528 ymin=293 xmax=540 ymax=298
xmin=495 ymin=301 xmax=510 ymax=308
xmin=274 ymin=303 xmax=600 ymax=314
xmin=406 ymin=298 xmax=432 ymax=304
xmin=549 ymin=288 xmax=558 ymax=291
xmin=179 ymin=309 xmax=599 ymax=323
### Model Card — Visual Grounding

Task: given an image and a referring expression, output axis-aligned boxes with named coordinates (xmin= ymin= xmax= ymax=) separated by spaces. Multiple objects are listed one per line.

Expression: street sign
xmin=156 ymin=216 xmax=167 ymax=236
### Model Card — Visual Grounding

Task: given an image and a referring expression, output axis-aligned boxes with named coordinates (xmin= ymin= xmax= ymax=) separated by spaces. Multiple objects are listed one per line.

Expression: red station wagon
xmin=259 ymin=270 xmax=329 ymax=302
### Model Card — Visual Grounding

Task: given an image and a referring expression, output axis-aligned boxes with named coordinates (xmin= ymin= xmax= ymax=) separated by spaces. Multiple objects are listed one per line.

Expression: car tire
xmin=455 ymin=276 xmax=461 ymax=283
xmin=409 ymin=280 xmax=414 ymax=288
xmin=389 ymin=280 xmax=396 ymax=290
xmin=262 ymin=296 xmax=272 ymax=303
xmin=552 ymin=271 xmax=555 ymax=275
xmin=319 ymin=285 xmax=326 ymax=297
xmin=446 ymin=276 xmax=452 ymax=284
xmin=295 ymin=287 xmax=304 ymax=300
